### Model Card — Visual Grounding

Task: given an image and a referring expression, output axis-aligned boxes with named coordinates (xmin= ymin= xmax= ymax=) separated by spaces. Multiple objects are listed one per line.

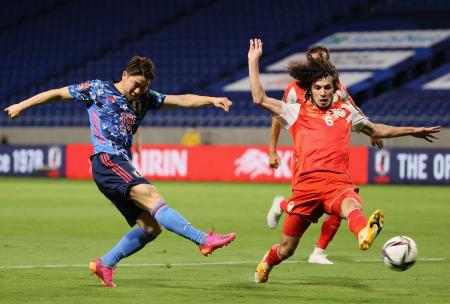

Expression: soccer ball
xmin=382 ymin=236 xmax=418 ymax=271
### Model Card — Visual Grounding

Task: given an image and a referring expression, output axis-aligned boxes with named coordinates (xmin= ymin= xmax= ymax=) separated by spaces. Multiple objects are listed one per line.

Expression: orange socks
xmin=347 ymin=209 xmax=367 ymax=238
xmin=265 ymin=244 xmax=283 ymax=267
xmin=316 ymin=215 xmax=341 ymax=249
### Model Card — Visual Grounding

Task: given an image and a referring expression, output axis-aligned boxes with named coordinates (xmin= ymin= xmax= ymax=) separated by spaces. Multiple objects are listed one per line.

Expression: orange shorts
xmin=282 ymin=212 xmax=311 ymax=238
xmin=281 ymin=171 xmax=363 ymax=223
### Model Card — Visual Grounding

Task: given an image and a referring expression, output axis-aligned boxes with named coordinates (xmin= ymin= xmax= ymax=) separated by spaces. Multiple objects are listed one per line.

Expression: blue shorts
xmin=91 ymin=152 xmax=150 ymax=227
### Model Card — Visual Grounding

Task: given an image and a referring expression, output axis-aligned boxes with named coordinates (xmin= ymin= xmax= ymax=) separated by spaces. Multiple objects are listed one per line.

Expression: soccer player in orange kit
xmin=267 ymin=45 xmax=384 ymax=264
xmin=248 ymin=38 xmax=441 ymax=283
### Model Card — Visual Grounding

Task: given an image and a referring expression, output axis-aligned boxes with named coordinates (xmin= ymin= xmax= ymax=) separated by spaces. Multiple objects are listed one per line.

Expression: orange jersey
xmin=281 ymin=81 xmax=359 ymax=189
xmin=276 ymin=97 xmax=368 ymax=190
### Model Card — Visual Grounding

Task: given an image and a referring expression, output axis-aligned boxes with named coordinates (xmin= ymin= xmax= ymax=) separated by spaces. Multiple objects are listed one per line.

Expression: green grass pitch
xmin=0 ymin=178 xmax=449 ymax=304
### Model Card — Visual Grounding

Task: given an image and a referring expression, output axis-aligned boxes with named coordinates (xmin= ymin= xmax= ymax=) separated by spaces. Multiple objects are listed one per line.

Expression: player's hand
xmin=411 ymin=126 xmax=441 ymax=142
xmin=4 ymin=104 xmax=24 ymax=119
xmin=370 ymin=136 xmax=384 ymax=149
xmin=269 ymin=151 xmax=281 ymax=169
xmin=212 ymin=97 xmax=232 ymax=112
xmin=248 ymin=38 xmax=263 ymax=62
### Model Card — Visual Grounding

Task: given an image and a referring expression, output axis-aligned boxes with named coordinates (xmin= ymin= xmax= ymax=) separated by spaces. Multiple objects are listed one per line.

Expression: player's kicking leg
xmin=358 ymin=209 xmax=384 ymax=250
xmin=199 ymin=227 xmax=237 ymax=256
xmin=340 ymin=197 xmax=384 ymax=250
xmin=130 ymin=184 xmax=236 ymax=256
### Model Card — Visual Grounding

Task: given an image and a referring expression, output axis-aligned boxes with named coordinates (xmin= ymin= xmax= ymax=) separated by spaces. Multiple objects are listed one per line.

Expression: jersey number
xmin=324 ymin=116 xmax=334 ymax=126
xmin=121 ymin=113 xmax=135 ymax=132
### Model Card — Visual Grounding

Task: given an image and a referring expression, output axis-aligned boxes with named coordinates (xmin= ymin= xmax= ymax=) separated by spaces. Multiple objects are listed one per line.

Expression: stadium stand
xmin=0 ymin=0 xmax=62 ymax=31
xmin=1 ymin=0 xmax=449 ymax=128
xmin=1 ymin=0 xmax=370 ymax=127
xmin=361 ymin=64 xmax=450 ymax=127
xmin=0 ymin=1 xmax=211 ymax=97
xmin=373 ymin=0 xmax=450 ymax=13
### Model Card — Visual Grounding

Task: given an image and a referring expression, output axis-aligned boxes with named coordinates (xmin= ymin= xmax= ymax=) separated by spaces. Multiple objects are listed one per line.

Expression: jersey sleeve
xmin=275 ymin=102 xmax=301 ymax=130
xmin=338 ymin=83 xmax=354 ymax=103
xmin=282 ymin=84 xmax=292 ymax=103
xmin=341 ymin=103 xmax=369 ymax=132
xmin=143 ymin=90 xmax=166 ymax=110
xmin=282 ymin=82 xmax=300 ymax=104
xmin=67 ymin=80 xmax=99 ymax=102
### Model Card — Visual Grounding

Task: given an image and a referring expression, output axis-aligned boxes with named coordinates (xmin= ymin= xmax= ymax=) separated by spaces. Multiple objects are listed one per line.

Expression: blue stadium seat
xmin=6 ymin=1 xmax=448 ymax=128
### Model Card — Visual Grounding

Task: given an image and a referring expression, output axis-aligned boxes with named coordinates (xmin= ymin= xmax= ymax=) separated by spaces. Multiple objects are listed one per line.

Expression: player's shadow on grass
xmin=221 ymin=277 xmax=371 ymax=291
xmin=276 ymin=277 xmax=369 ymax=289
xmin=120 ymin=276 xmax=370 ymax=292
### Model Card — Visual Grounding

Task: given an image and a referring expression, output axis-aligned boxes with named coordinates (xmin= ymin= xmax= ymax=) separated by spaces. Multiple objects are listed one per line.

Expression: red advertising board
xmin=66 ymin=144 xmax=94 ymax=179
xmin=66 ymin=144 xmax=368 ymax=184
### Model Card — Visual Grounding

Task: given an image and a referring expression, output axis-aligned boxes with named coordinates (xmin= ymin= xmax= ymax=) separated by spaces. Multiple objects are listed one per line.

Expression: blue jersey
xmin=68 ymin=79 xmax=165 ymax=160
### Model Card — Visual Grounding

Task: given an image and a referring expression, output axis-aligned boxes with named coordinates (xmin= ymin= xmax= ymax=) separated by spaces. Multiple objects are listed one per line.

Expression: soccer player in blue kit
xmin=5 ymin=56 xmax=236 ymax=288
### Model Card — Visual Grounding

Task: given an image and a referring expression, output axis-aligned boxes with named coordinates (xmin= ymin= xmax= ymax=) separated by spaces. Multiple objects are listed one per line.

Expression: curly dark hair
xmin=306 ymin=45 xmax=330 ymax=61
xmin=287 ymin=58 xmax=339 ymax=101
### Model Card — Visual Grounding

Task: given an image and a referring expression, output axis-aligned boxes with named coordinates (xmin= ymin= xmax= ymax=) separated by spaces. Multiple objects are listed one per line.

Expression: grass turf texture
xmin=0 ymin=178 xmax=449 ymax=304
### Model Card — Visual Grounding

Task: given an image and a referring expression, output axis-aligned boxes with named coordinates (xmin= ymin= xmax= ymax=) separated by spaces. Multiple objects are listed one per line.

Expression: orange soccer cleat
xmin=358 ymin=209 xmax=384 ymax=250
xmin=254 ymin=251 xmax=273 ymax=283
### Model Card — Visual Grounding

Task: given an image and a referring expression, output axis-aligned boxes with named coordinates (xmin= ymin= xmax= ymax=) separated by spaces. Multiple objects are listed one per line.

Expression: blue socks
xmin=101 ymin=226 xmax=155 ymax=268
xmin=152 ymin=200 xmax=206 ymax=245
xmin=100 ymin=201 xmax=206 ymax=268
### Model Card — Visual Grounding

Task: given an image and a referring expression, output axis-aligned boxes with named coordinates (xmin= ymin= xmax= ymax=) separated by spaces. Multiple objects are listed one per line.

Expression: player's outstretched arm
xmin=248 ymin=38 xmax=283 ymax=116
xmin=351 ymin=100 xmax=384 ymax=148
xmin=269 ymin=118 xmax=282 ymax=168
xmin=163 ymin=94 xmax=232 ymax=112
xmin=361 ymin=122 xmax=441 ymax=143
xmin=4 ymin=87 xmax=72 ymax=119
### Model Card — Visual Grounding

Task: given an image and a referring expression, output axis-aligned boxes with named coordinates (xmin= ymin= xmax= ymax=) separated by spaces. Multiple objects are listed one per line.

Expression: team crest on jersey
xmin=132 ymin=169 xmax=143 ymax=178
xmin=332 ymin=108 xmax=346 ymax=118
xmin=287 ymin=201 xmax=295 ymax=212
xmin=333 ymin=89 xmax=349 ymax=104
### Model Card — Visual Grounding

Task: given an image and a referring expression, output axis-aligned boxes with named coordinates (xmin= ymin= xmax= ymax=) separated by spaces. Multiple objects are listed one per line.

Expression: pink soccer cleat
xmin=199 ymin=228 xmax=236 ymax=256
xmin=89 ymin=258 xmax=117 ymax=288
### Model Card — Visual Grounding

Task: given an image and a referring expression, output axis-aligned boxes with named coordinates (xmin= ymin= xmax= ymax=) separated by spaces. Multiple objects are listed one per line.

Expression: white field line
xmin=0 ymin=258 xmax=445 ymax=270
